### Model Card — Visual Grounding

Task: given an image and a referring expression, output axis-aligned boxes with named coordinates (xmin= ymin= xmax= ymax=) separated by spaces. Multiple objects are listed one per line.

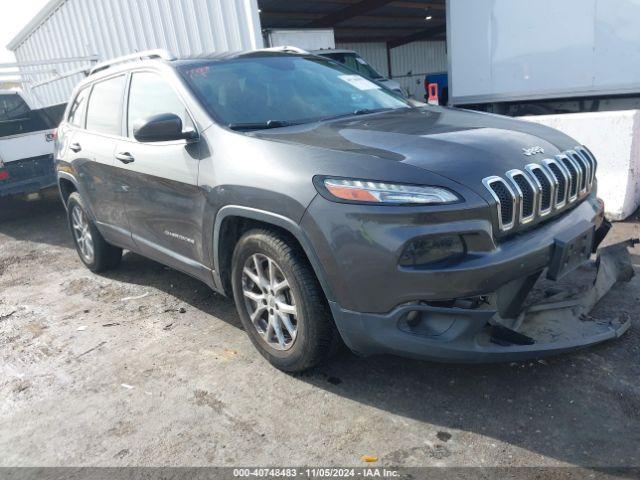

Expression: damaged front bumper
xmin=330 ymin=239 xmax=636 ymax=362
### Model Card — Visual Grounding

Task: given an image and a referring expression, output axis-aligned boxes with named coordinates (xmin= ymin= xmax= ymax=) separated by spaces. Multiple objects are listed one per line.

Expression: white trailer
xmin=447 ymin=0 xmax=640 ymax=220
xmin=447 ymin=0 xmax=640 ymax=112
xmin=263 ymin=29 xmax=336 ymax=51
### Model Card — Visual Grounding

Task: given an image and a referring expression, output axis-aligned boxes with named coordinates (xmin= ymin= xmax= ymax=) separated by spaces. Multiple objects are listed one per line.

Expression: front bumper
xmin=329 ymin=239 xmax=634 ymax=362
xmin=302 ymin=192 xmax=605 ymax=313
xmin=301 ymin=191 xmax=633 ymax=361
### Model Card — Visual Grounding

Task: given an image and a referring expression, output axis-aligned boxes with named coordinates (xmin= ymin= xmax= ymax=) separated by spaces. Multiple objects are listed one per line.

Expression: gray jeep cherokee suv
xmin=56 ymin=50 xmax=618 ymax=371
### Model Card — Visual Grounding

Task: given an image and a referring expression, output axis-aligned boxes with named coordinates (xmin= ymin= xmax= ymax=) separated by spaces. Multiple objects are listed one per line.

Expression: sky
xmin=0 ymin=0 xmax=51 ymax=64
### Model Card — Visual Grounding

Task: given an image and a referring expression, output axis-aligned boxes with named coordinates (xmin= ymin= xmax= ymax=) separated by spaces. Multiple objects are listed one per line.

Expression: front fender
xmin=211 ymin=205 xmax=336 ymax=303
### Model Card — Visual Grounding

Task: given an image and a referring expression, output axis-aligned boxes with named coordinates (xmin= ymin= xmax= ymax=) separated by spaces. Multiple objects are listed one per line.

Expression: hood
xmin=253 ymin=107 xmax=579 ymax=189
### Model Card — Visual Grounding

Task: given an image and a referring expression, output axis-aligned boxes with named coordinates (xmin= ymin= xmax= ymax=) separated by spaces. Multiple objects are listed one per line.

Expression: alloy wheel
xmin=71 ymin=205 xmax=94 ymax=263
xmin=241 ymin=253 xmax=298 ymax=351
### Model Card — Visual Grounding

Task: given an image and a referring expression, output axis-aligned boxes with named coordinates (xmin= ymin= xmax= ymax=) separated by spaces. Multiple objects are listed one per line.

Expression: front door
xmin=114 ymin=71 xmax=206 ymax=278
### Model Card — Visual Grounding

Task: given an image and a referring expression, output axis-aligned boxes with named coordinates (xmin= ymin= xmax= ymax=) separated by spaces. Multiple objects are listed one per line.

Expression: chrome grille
xmin=543 ymin=159 xmax=569 ymax=208
xmin=483 ymin=176 xmax=516 ymax=231
xmin=483 ymin=146 xmax=597 ymax=232
xmin=569 ymin=150 xmax=589 ymax=194
xmin=575 ymin=146 xmax=597 ymax=186
xmin=559 ymin=155 xmax=580 ymax=201
xmin=507 ymin=169 xmax=536 ymax=224
xmin=525 ymin=164 xmax=554 ymax=216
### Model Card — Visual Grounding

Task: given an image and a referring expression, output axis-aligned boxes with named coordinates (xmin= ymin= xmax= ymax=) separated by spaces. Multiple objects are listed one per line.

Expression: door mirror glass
xmin=133 ymin=113 xmax=196 ymax=143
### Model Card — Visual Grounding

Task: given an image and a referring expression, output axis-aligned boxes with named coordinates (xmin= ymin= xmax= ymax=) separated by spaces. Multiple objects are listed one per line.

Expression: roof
xmin=311 ymin=49 xmax=357 ymax=54
xmin=7 ymin=0 xmax=64 ymax=50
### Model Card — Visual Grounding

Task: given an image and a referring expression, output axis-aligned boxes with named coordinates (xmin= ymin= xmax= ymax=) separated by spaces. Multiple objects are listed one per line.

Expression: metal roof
xmin=8 ymin=0 xmax=447 ymax=52
xmin=6 ymin=0 xmax=63 ymax=50
xmin=258 ymin=0 xmax=446 ymax=46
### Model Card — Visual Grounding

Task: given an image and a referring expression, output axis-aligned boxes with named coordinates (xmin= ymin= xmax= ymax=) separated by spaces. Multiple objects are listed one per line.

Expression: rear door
xmin=114 ymin=70 xmax=205 ymax=276
xmin=70 ymin=75 xmax=133 ymax=247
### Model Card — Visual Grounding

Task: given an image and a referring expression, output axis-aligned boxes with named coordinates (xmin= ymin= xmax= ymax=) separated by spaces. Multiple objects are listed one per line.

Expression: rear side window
xmin=86 ymin=75 xmax=126 ymax=135
xmin=127 ymin=72 xmax=191 ymax=137
xmin=67 ymin=87 xmax=90 ymax=127
xmin=0 ymin=94 xmax=30 ymax=122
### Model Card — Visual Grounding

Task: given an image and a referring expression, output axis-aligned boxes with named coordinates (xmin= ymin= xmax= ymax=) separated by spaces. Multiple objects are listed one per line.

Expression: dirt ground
xmin=1 ymin=190 xmax=639 ymax=468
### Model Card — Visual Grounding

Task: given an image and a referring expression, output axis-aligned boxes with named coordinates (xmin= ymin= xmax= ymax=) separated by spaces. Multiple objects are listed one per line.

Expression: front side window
xmin=127 ymin=72 xmax=191 ymax=137
xmin=85 ymin=75 xmax=126 ymax=136
xmin=178 ymin=54 xmax=409 ymax=130
xmin=67 ymin=87 xmax=90 ymax=127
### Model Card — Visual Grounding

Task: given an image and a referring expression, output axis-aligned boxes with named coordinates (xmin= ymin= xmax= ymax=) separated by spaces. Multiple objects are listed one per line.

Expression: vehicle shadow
xmin=102 ymin=251 xmax=243 ymax=330
xmin=300 ymin=336 xmax=640 ymax=468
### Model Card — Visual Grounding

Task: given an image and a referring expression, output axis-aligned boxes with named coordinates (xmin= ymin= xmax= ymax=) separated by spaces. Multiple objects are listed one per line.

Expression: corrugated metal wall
xmin=11 ymin=0 xmax=262 ymax=108
xmin=391 ymin=41 xmax=447 ymax=98
xmin=337 ymin=41 xmax=447 ymax=99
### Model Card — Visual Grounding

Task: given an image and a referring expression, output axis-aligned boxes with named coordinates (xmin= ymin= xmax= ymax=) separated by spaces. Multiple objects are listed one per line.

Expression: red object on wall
xmin=427 ymin=83 xmax=439 ymax=105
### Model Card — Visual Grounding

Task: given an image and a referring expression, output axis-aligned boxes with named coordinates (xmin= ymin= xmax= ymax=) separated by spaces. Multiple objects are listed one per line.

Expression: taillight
xmin=0 ymin=170 xmax=9 ymax=181
xmin=46 ymin=129 xmax=58 ymax=142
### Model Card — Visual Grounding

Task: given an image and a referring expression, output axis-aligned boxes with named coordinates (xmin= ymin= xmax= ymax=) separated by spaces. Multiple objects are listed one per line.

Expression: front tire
xmin=231 ymin=229 xmax=336 ymax=372
xmin=67 ymin=192 xmax=122 ymax=272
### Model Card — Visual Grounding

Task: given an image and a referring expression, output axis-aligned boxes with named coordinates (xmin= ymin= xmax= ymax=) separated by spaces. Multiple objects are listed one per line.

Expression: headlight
xmin=316 ymin=177 xmax=461 ymax=205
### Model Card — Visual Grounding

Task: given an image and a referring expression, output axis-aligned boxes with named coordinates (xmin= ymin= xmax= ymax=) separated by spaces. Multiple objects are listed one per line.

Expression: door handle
xmin=116 ymin=152 xmax=135 ymax=164
xmin=70 ymin=143 xmax=82 ymax=153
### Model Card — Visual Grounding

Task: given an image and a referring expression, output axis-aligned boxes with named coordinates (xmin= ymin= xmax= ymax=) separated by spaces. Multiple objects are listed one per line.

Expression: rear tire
xmin=231 ymin=229 xmax=336 ymax=372
xmin=67 ymin=192 xmax=122 ymax=272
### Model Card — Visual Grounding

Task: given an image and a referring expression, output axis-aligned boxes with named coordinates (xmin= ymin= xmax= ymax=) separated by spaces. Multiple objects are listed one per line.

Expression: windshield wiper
xmin=228 ymin=120 xmax=293 ymax=131
xmin=320 ymin=107 xmax=396 ymax=122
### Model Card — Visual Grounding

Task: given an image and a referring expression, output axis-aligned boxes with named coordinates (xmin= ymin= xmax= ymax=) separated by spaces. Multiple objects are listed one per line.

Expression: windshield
xmin=178 ymin=54 xmax=409 ymax=129
xmin=0 ymin=94 xmax=30 ymax=123
xmin=320 ymin=52 xmax=384 ymax=80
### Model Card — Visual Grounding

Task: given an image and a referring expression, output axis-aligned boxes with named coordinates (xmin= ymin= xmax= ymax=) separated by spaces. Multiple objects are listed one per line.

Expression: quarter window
xmin=67 ymin=87 xmax=90 ymax=127
xmin=85 ymin=75 xmax=126 ymax=136
xmin=127 ymin=72 xmax=191 ymax=138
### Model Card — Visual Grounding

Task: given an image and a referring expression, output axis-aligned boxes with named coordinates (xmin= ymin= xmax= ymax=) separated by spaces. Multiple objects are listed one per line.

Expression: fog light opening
xmin=399 ymin=235 xmax=466 ymax=267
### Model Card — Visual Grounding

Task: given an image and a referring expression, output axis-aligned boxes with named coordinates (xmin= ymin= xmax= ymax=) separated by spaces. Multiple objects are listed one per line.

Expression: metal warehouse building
xmin=7 ymin=0 xmax=448 ymax=107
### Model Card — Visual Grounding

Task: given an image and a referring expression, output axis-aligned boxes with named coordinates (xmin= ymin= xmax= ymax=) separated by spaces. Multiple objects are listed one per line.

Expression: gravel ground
xmin=1 ymin=191 xmax=639 ymax=468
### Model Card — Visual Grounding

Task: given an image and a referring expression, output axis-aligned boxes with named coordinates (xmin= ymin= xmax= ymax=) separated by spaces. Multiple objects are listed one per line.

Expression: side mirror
xmin=133 ymin=113 xmax=197 ymax=143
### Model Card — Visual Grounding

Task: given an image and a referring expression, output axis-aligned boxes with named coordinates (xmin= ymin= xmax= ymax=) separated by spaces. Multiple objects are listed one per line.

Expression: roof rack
xmin=89 ymin=49 xmax=175 ymax=76
xmin=260 ymin=46 xmax=310 ymax=55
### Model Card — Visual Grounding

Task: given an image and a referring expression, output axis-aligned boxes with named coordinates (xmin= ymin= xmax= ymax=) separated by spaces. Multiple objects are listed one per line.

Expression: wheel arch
xmin=57 ymin=172 xmax=78 ymax=208
xmin=213 ymin=206 xmax=336 ymax=303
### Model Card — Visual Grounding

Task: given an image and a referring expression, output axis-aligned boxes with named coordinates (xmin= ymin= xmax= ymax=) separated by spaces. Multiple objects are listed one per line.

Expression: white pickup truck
xmin=0 ymin=90 xmax=58 ymax=198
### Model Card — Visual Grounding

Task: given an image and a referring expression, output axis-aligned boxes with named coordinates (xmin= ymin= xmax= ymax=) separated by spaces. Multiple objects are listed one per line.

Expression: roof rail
xmin=260 ymin=46 xmax=310 ymax=55
xmin=89 ymin=49 xmax=175 ymax=76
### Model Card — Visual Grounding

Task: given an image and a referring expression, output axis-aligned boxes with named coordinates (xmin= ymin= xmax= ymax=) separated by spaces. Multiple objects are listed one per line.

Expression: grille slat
xmin=483 ymin=146 xmax=597 ymax=233
xmin=483 ymin=177 xmax=515 ymax=231
xmin=575 ymin=147 xmax=596 ymax=186
xmin=570 ymin=152 xmax=589 ymax=192
xmin=545 ymin=161 xmax=567 ymax=207
xmin=509 ymin=170 xmax=536 ymax=223
xmin=560 ymin=156 xmax=579 ymax=199
xmin=526 ymin=164 xmax=553 ymax=215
